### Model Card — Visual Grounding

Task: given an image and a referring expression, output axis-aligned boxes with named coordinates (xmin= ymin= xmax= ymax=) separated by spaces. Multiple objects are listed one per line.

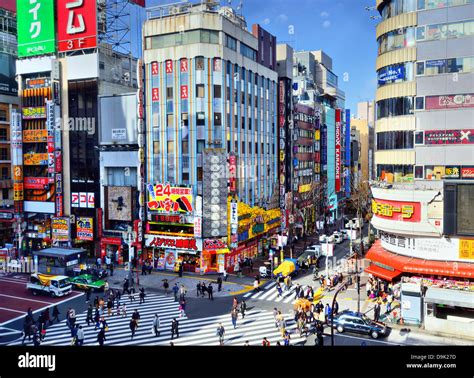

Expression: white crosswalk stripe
xmin=9 ymin=293 xmax=309 ymax=346
xmin=244 ymin=281 xmax=302 ymax=304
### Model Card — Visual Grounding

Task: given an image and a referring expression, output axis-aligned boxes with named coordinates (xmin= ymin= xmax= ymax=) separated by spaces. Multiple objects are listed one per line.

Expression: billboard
xmin=202 ymin=149 xmax=228 ymax=238
xmin=147 ymin=184 xmax=193 ymax=214
xmin=57 ymin=0 xmax=98 ymax=52
xmin=0 ymin=53 xmax=17 ymax=96
xmin=107 ymin=186 xmax=133 ymax=221
xmin=51 ymin=217 xmax=70 ymax=242
xmin=424 ymin=129 xmax=474 ymax=145
xmin=425 ymin=94 xmax=474 ymax=110
xmin=77 ymin=217 xmax=94 ymax=241
xmin=99 ymin=94 xmax=138 ymax=144
xmin=372 ymin=198 xmax=421 ymax=223
xmin=17 ymin=0 xmax=56 ymax=58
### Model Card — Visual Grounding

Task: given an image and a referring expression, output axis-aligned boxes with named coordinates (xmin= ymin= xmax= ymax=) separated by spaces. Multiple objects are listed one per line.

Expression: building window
xmin=196 ymin=84 xmax=205 ymax=98
xmin=0 ymin=128 xmax=7 ymax=140
xmin=0 ymin=110 xmax=7 ymax=122
xmin=196 ymin=57 xmax=205 ymax=71
xmin=240 ymin=42 xmax=257 ymax=61
xmin=214 ymin=113 xmax=222 ymax=126
xmin=148 ymin=29 xmax=219 ymax=49
xmin=154 ymin=141 xmax=160 ymax=154
xmin=167 ymin=114 xmax=174 ymax=128
xmin=182 ymin=113 xmax=189 ymax=127
xmin=416 ymin=20 xmax=474 ymax=42
xmin=457 ymin=185 xmax=474 ymax=234
xmin=376 ymin=131 xmax=414 ymax=150
xmin=197 ymin=112 xmax=205 ymax=126
xmin=0 ymin=148 xmax=8 ymax=160
xmin=415 ymin=96 xmax=425 ymax=110
xmin=2 ymin=188 xmax=8 ymax=199
xmin=197 ymin=140 xmax=205 ymax=153
xmin=377 ymin=27 xmax=416 ymax=55
xmin=226 ymin=34 xmax=237 ymax=51
xmin=167 ymin=141 xmax=174 ymax=155
xmin=214 ymin=85 xmax=222 ymax=98
xmin=376 ymin=97 xmax=414 ymax=119
xmin=166 ymin=87 xmax=173 ymax=99
xmin=416 ymin=61 xmax=425 ymax=75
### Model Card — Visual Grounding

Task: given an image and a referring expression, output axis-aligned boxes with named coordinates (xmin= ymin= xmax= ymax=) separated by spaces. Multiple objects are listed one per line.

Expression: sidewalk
xmin=106 ymin=266 xmax=262 ymax=297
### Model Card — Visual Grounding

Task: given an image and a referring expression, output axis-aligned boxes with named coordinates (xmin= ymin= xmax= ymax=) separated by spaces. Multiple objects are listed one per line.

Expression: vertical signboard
xmin=229 ymin=153 xmax=237 ymax=194
xmin=17 ymin=0 xmax=56 ymax=58
xmin=57 ymin=0 xmax=98 ymax=52
xmin=202 ymin=150 xmax=228 ymax=238
xmin=278 ymin=79 xmax=287 ymax=232
xmin=335 ymin=109 xmax=342 ymax=193
xmin=11 ymin=110 xmax=24 ymax=212
xmin=345 ymin=109 xmax=351 ymax=197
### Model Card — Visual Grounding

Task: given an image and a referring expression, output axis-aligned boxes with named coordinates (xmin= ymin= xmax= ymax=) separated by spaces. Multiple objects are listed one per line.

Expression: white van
xmin=27 ymin=273 xmax=72 ymax=297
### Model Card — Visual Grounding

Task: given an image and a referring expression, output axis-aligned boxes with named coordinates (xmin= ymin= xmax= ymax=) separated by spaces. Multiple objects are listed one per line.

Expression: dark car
xmin=332 ymin=310 xmax=388 ymax=339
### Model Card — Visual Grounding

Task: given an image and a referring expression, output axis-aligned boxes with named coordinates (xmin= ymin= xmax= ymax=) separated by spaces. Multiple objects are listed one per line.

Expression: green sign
xmin=17 ymin=0 xmax=56 ymax=58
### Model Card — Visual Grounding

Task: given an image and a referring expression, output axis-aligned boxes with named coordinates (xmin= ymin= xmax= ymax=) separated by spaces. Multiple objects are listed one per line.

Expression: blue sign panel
xmin=378 ymin=65 xmax=405 ymax=85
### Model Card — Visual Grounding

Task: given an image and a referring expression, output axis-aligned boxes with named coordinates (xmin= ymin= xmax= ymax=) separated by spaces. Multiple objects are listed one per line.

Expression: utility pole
xmin=331 ymin=280 xmax=348 ymax=346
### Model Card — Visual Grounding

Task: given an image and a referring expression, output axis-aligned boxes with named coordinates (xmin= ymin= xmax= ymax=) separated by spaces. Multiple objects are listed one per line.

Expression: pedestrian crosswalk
xmin=9 ymin=293 xmax=308 ymax=346
xmin=243 ymin=281 xmax=309 ymax=304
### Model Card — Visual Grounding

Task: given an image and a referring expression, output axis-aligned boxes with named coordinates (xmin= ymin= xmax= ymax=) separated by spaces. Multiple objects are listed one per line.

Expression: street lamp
xmin=123 ymin=226 xmax=137 ymax=287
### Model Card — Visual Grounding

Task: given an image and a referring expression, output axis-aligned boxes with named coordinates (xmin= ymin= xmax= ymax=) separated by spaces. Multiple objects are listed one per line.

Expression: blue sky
xmin=141 ymin=0 xmax=379 ymax=115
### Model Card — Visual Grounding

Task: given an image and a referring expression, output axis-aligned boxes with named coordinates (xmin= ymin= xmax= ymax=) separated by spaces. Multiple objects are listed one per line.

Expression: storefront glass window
xmin=377 ymin=27 xmax=416 ymax=55
xmin=457 ymin=185 xmax=474 ymax=234
xmin=376 ymin=97 xmax=414 ymax=119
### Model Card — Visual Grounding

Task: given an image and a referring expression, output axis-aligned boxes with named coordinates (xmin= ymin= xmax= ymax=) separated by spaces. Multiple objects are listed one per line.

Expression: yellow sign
xmin=372 ymin=200 xmax=414 ymax=219
xmin=23 ymin=130 xmax=48 ymax=142
xmin=315 ymin=130 xmax=320 ymax=141
xmin=280 ymin=151 xmax=285 ymax=162
xmin=14 ymin=183 xmax=24 ymax=200
xmin=22 ymin=107 xmax=46 ymax=119
xmin=24 ymin=153 xmax=48 ymax=166
xmin=459 ymin=240 xmax=474 ymax=260
xmin=299 ymin=184 xmax=311 ymax=193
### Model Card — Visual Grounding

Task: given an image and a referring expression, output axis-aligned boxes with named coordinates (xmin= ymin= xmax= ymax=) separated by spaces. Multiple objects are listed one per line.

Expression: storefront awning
xmin=366 ymin=240 xmax=474 ymax=279
xmin=365 ymin=263 xmax=402 ymax=282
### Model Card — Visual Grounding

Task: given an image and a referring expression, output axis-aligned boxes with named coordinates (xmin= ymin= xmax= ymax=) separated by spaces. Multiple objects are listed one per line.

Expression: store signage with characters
xmin=77 ymin=217 xmax=93 ymax=241
xmin=204 ymin=239 xmax=227 ymax=250
xmin=17 ymin=0 xmax=56 ymax=58
xmin=372 ymin=199 xmax=421 ymax=222
xmin=57 ymin=0 xmax=98 ymax=52
xmin=71 ymin=192 xmax=95 ymax=208
xmin=51 ymin=217 xmax=70 ymax=242
xmin=461 ymin=167 xmax=474 ymax=179
xmin=24 ymin=153 xmax=48 ymax=166
xmin=425 ymin=94 xmax=474 ymax=110
xmin=424 ymin=129 xmax=474 ymax=145
xmin=24 ymin=177 xmax=49 ymax=190
xmin=147 ymin=184 xmax=193 ymax=213
xmin=145 ymin=235 xmax=201 ymax=251
xmin=459 ymin=239 xmax=474 ymax=260
xmin=377 ymin=65 xmax=405 ymax=85
xmin=23 ymin=130 xmax=47 ymax=142
xmin=445 ymin=166 xmax=461 ymax=179
xmin=22 ymin=107 xmax=46 ymax=120
xmin=165 ymin=251 xmax=177 ymax=270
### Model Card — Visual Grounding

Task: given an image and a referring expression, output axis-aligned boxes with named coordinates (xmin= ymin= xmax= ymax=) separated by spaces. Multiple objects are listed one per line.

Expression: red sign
xmin=425 ymin=94 xmax=474 ymax=110
xmin=372 ymin=198 xmax=421 ymax=223
xmin=335 ymin=109 xmax=341 ymax=193
xmin=165 ymin=60 xmax=173 ymax=74
xmin=55 ymin=151 xmax=63 ymax=173
xmin=152 ymin=88 xmax=159 ymax=102
xmin=152 ymin=215 xmax=182 ymax=223
xmin=101 ymin=237 xmax=122 ymax=246
xmin=424 ymin=129 xmax=474 ymax=145
xmin=461 ymin=167 xmax=474 ymax=179
xmin=129 ymin=0 xmax=146 ymax=6
xmin=97 ymin=208 xmax=103 ymax=239
xmin=24 ymin=177 xmax=49 ymax=189
xmin=56 ymin=195 xmax=64 ymax=217
xmin=180 ymin=85 xmax=188 ymax=99
xmin=71 ymin=193 xmax=79 ymax=208
xmin=180 ymin=59 xmax=188 ymax=73
xmin=151 ymin=62 xmax=159 ymax=76
xmin=148 ymin=236 xmax=198 ymax=251
xmin=204 ymin=239 xmax=227 ymax=250
xmin=57 ymin=0 xmax=98 ymax=52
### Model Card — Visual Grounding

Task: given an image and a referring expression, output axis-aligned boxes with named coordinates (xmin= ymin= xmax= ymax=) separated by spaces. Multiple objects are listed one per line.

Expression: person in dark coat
xmin=240 ymin=300 xmax=247 ymax=319
xmin=86 ymin=287 xmax=92 ymax=303
xmin=374 ymin=302 xmax=381 ymax=322
xmin=333 ymin=300 xmax=339 ymax=316
xmin=22 ymin=316 xmax=33 ymax=344
xmin=129 ymin=319 xmax=138 ymax=339
xmin=43 ymin=308 xmax=51 ymax=326
xmin=171 ymin=318 xmax=179 ymax=339
xmin=139 ymin=287 xmax=146 ymax=304
xmin=207 ymin=283 xmax=214 ymax=300
xmin=217 ymin=276 xmax=223 ymax=292
xmin=196 ymin=282 xmax=202 ymax=297
xmin=97 ymin=328 xmax=106 ymax=346
xmin=86 ymin=304 xmax=93 ymax=326
xmin=51 ymin=306 xmax=60 ymax=324
xmin=32 ymin=327 xmax=41 ymax=347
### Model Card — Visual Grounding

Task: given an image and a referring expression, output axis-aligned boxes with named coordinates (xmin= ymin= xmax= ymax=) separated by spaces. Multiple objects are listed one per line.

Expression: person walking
xmin=139 ymin=287 xmax=146 ymax=304
xmin=207 ymin=283 xmax=214 ymax=300
xmin=32 ymin=327 xmax=41 ymax=347
xmin=240 ymin=300 xmax=247 ymax=319
xmin=97 ymin=328 xmax=106 ymax=346
xmin=129 ymin=318 xmax=138 ymax=339
xmin=51 ymin=305 xmax=60 ymax=324
xmin=129 ymin=286 xmax=136 ymax=302
xmin=94 ymin=309 xmax=101 ymax=330
xmin=232 ymin=297 xmax=238 ymax=310
xmin=283 ymin=331 xmax=291 ymax=346
xmin=22 ymin=316 xmax=33 ymax=344
xmin=163 ymin=279 xmax=170 ymax=295
xmin=253 ymin=278 xmax=259 ymax=292
xmin=179 ymin=299 xmax=186 ymax=318
xmin=172 ymin=284 xmax=179 ymax=302
xmin=132 ymin=309 xmax=141 ymax=328
xmin=217 ymin=275 xmax=223 ymax=292
xmin=153 ymin=314 xmax=160 ymax=337
xmin=123 ymin=278 xmax=130 ymax=295
xmin=85 ymin=287 xmax=92 ymax=303
xmin=294 ymin=283 xmax=301 ymax=299
xmin=276 ymin=282 xmax=283 ymax=298
xmin=69 ymin=308 xmax=76 ymax=330
xmin=201 ymin=282 xmax=207 ymax=297
xmin=86 ymin=304 xmax=93 ymax=326
xmin=244 ymin=340 xmax=250 ymax=346
xmin=76 ymin=325 xmax=84 ymax=346
xmin=171 ymin=318 xmax=179 ymax=340
xmin=179 ymin=285 xmax=187 ymax=301
xmin=107 ymin=298 xmax=113 ymax=317
xmin=216 ymin=323 xmax=225 ymax=346
xmin=262 ymin=337 xmax=270 ymax=346
xmin=121 ymin=303 xmax=127 ymax=317
xmin=43 ymin=308 xmax=50 ymax=327
xmin=273 ymin=308 xmax=279 ymax=328
xmin=104 ymin=280 xmax=109 ymax=294
xmin=386 ymin=294 xmax=393 ymax=314
xmin=223 ymin=269 xmax=228 ymax=282
xmin=231 ymin=309 xmax=238 ymax=329
xmin=196 ymin=282 xmax=202 ymax=297
xmin=324 ymin=304 xmax=331 ymax=324
xmin=333 ymin=300 xmax=339 ymax=316
xmin=374 ymin=301 xmax=381 ymax=322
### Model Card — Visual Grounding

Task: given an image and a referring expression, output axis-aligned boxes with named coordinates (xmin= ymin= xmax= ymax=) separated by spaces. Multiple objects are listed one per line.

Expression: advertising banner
xmin=425 ymin=94 xmax=474 ymax=110
xmin=17 ymin=0 xmax=56 ymax=58
xmin=24 ymin=153 xmax=48 ymax=166
xmin=77 ymin=217 xmax=93 ymax=241
xmin=23 ymin=130 xmax=48 ymax=143
xmin=377 ymin=65 xmax=405 ymax=85
xmin=194 ymin=216 xmax=202 ymax=238
xmin=51 ymin=217 xmax=70 ymax=242
xmin=424 ymin=129 xmax=474 ymax=145
xmin=57 ymin=0 xmax=98 ymax=52
xmin=372 ymin=198 xmax=421 ymax=223
xmin=0 ymin=53 xmax=18 ymax=96
xmin=147 ymin=184 xmax=193 ymax=213
xmin=24 ymin=177 xmax=49 ymax=190
xmin=164 ymin=251 xmax=177 ymax=270
xmin=335 ymin=109 xmax=341 ymax=193
xmin=145 ymin=235 xmax=201 ymax=251
xmin=445 ymin=166 xmax=460 ymax=179
xmin=107 ymin=186 xmax=132 ymax=221
xmin=22 ymin=107 xmax=46 ymax=120
xmin=461 ymin=167 xmax=474 ymax=179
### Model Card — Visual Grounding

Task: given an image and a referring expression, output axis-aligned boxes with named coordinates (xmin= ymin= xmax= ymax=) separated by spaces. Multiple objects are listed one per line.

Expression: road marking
xmin=334 ymin=332 xmax=400 ymax=345
xmin=0 ymin=293 xmax=53 ymax=304
xmin=0 ymin=307 xmax=25 ymax=314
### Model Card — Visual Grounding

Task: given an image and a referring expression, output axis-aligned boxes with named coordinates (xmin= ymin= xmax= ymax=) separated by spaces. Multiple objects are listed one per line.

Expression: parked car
xmin=69 ymin=274 xmax=106 ymax=291
xmin=332 ymin=310 xmax=389 ymax=339
xmin=345 ymin=218 xmax=362 ymax=229
xmin=339 ymin=230 xmax=349 ymax=240
xmin=297 ymin=246 xmax=322 ymax=268
xmin=319 ymin=234 xmax=327 ymax=243
xmin=326 ymin=235 xmax=335 ymax=244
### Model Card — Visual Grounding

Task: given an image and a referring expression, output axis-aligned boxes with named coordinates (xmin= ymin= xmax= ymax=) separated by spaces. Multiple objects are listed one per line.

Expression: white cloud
xmin=276 ymin=13 xmax=288 ymax=23
xmin=263 ymin=18 xmax=270 ymax=25
xmin=323 ymin=20 xmax=331 ymax=28
xmin=320 ymin=11 xmax=329 ymax=18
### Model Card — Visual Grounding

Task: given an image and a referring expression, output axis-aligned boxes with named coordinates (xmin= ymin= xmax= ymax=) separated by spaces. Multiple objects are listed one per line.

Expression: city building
xmin=142 ymin=1 xmax=281 ymax=274
xmin=351 ymin=101 xmax=375 ymax=182
xmin=367 ymin=0 xmax=474 ymax=331
xmin=0 ymin=1 xmax=17 ymax=244
xmin=292 ymin=50 xmax=347 ymax=231
xmin=14 ymin=1 xmax=140 ymax=258
xmin=350 ymin=126 xmax=361 ymax=189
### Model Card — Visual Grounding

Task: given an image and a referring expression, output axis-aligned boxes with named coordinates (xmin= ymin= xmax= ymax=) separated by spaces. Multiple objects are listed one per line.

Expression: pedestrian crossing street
xmin=244 ymin=281 xmax=312 ymax=304
xmin=9 ymin=293 xmax=308 ymax=346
